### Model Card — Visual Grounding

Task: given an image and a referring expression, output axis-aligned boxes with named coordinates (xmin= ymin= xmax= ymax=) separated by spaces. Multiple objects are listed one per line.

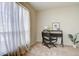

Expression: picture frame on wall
xmin=52 ymin=22 xmax=60 ymax=30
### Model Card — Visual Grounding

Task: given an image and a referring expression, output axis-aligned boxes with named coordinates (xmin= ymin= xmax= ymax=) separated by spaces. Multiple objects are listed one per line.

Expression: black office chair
xmin=42 ymin=30 xmax=57 ymax=48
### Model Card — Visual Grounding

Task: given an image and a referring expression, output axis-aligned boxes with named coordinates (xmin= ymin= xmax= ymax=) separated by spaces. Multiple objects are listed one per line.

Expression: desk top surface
xmin=42 ymin=30 xmax=63 ymax=34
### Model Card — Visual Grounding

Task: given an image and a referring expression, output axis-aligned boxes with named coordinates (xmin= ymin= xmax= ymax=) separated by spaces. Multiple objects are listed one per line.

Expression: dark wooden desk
xmin=42 ymin=30 xmax=64 ymax=48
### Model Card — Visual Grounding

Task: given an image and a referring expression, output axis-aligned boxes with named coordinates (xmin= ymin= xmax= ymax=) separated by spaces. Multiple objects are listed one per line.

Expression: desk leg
xmin=61 ymin=36 xmax=64 ymax=47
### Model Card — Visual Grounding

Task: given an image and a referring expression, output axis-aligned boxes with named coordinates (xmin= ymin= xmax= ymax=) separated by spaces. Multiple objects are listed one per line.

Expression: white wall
xmin=37 ymin=5 xmax=79 ymax=45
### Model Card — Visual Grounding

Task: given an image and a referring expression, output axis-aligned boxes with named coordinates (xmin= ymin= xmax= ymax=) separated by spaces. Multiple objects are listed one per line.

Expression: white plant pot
xmin=73 ymin=44 xmax=76 ymax=48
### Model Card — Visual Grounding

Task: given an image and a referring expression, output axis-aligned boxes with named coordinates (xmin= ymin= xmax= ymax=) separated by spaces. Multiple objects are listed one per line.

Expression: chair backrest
xmin=42 ymin=30 xmax=57 ymax=43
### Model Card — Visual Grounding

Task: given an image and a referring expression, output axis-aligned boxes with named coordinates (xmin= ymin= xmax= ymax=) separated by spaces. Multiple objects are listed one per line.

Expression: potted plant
xmin=68 ymin=33 xmax=79 ymax=48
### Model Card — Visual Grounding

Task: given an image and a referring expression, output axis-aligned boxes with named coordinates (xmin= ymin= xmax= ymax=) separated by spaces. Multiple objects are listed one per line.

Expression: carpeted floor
xmin=26 ymin=43 xmax=79 ymax=56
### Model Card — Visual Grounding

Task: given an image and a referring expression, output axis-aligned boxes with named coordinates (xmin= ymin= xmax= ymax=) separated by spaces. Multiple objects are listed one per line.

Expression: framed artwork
xmin=52 ymin=22 xmax=60 ymax=30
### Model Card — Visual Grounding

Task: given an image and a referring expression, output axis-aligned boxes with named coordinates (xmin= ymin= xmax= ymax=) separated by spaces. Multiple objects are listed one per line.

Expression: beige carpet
xmin=27 ymin=43 xmax=79 ymax=56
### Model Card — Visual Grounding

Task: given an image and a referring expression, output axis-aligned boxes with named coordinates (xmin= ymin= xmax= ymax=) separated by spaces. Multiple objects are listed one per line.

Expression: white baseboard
xmin=36 ymin=41 xmax=73 ymax=47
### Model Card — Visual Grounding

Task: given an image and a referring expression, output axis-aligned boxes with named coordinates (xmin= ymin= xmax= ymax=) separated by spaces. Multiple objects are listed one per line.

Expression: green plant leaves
xmin=68 ymin=33 xmax=79 ymax=44
xmin=68 ymin=34 xmax=74 ymax=42
xmin=75 ymin=41 xmax=79 ymax=43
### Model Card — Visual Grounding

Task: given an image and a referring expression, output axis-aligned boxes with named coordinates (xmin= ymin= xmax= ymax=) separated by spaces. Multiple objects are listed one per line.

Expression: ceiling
xmin=30 ymin=2 xmax=79 ymax=11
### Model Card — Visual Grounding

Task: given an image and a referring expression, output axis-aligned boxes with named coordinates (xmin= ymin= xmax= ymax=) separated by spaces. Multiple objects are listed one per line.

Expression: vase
xmin=73 ymin=44 xmax=76 ymax=48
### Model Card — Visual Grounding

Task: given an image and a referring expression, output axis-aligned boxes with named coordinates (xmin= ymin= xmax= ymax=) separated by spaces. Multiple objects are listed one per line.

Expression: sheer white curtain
xmin=0 ymin=2 xmax=30 ymax=56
